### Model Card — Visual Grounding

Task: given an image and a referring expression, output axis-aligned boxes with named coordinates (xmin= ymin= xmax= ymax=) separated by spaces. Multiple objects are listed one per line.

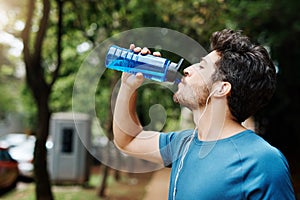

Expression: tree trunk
xmin=23 ymin=52 xmax=53 ymax=200
xmin=34 ymin=90 xmax=53 ymax=200
xmin=21 ymin=0 xmax=63 ymax=199
xmin=98 ymin=165 xmax=110 ymax=197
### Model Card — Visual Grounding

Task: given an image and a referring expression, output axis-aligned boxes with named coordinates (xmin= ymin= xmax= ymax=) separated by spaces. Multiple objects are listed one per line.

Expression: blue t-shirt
xmin=159 ymin=129 xmax=295 ymax=200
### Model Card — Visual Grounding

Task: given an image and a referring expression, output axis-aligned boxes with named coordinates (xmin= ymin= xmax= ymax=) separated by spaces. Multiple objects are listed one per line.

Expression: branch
xmin=33 ymin=0 xmax=50 ymax=63
xmin=22 ymin=0 xmax=35 ymax=70
xmin=50 ymin=0 xmax=63 ymax=87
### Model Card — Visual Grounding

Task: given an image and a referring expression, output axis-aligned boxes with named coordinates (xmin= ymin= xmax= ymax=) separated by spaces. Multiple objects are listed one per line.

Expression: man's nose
xmin=183 ymin=66 xmax=192 ymax=77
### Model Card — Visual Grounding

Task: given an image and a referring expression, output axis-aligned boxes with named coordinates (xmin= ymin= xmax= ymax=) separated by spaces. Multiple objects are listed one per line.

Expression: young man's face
xmin=173 ymin=50 xmax=220 ymax=110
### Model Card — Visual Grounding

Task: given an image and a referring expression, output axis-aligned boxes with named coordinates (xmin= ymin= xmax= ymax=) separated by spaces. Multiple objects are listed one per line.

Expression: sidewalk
xmin=143 ymin=168 xmax=171 ymax=200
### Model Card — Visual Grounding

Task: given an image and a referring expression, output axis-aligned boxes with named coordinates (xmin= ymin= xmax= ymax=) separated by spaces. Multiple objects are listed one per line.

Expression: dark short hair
xmin=210 ymin=29 xmax=276 ymax=123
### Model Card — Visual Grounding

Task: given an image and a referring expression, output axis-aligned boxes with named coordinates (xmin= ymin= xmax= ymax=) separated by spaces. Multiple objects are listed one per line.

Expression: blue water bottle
xmin=105 ymin=45 xmax=183 ymax=83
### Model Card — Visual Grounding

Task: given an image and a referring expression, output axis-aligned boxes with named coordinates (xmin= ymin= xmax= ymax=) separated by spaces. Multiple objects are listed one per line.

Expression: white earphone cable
xmin=172 ymin=89 xmax=216 ymax=200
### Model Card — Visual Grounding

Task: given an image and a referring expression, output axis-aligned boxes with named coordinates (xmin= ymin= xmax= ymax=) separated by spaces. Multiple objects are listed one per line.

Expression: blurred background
xmin=0 ymin=0 xmax=299 ymax=199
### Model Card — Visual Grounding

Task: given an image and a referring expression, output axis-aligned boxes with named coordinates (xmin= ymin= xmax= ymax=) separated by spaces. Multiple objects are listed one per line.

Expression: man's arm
xmin=113 ymin=72 xmax=163 ymax=164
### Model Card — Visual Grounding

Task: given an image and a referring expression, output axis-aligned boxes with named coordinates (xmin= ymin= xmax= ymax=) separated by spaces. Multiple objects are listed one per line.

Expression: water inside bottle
xmin=105 ymin=45 xmax=183 ymax=83
xmin=106 ymin=51 xmax=170 ymax=82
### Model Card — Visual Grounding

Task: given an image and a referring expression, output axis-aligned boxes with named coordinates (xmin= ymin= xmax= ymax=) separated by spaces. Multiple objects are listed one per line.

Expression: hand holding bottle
xmin=130 ymin=44 xmax=161 ymax=57
xmin=120 ymin=44 xmax=161 ymax=91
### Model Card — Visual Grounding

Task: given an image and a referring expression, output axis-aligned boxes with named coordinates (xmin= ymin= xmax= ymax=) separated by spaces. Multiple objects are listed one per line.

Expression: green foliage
xmin=1 ymin=0 xmax=298 ymax=199
xmin=0 ymin=86 xmax=16 ymax=119
xmin=50 ymin=75 xmax=74 ymax=112
xmin=1 ymin=0 xmax=299 ymax=151
xmin=154 ymin=0 xmax=228 ymax=48
xmin=20 ymin=86 xmax=38 ymax=131
xmin=0 ymin=45 xmax=22 ymax=120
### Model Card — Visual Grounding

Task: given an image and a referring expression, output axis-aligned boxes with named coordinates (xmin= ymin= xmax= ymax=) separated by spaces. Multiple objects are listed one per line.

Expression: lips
xmin=180 ymin=77 xmax=185 ymax=84
xmin=173 ymin=93 xmax=179 ymax=103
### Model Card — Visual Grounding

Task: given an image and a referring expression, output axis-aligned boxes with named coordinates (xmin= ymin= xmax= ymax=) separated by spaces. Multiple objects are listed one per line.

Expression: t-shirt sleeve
xmin=159 ymin=132 xmax=176 ymax=167
xmin=159 ymin=130 xmax=193 ymax=168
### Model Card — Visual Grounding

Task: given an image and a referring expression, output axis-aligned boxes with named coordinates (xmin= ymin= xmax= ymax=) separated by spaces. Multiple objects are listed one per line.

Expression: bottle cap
xmin=166 ymin=58 xmax=184 ymax=83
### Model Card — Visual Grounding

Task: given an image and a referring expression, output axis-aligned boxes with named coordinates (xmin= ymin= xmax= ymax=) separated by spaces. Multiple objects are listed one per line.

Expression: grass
xmin=0 ymin=167 xmax=153 ymax=200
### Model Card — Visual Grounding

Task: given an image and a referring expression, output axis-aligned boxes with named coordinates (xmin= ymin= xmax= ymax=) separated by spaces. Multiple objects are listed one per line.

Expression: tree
xmin=21 ymin=0 xmax=63 ymax=199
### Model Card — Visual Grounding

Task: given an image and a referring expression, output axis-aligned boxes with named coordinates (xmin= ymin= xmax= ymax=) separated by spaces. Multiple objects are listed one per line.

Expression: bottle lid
xmin=166 ymin=58 xmax=184 ymax=83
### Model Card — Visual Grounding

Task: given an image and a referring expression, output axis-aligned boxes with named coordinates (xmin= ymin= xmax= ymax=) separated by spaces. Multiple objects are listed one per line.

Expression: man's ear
xmin=213 ymin=81 xmax=231 ymax=97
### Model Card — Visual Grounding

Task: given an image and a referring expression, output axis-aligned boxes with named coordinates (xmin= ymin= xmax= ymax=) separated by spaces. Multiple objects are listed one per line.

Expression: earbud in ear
xmin=209 ymin=84 xmax=223 ymax=97
xmin=212 ymin=82 xmax=231 ymax=97
xmin=208 ymin=88 xmax=219 ymax=98
xmin=212 ymin=85 xmax=222 ymax=94
xmin=217 ymin=85 xmax=223 ymax=93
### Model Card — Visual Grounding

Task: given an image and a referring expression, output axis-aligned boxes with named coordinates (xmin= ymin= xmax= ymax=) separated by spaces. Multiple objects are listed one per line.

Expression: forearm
xmin=113 ymin=84 xmax=143 ymax=149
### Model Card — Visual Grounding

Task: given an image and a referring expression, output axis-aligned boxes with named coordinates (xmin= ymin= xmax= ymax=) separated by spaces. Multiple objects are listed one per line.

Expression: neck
xmin=192 ymin=101 xmax=246 ymax=141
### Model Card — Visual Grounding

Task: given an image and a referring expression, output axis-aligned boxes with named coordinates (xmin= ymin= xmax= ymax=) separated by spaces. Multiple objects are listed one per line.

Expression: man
xmin=112 ymin=29 xmax=295 ymax=199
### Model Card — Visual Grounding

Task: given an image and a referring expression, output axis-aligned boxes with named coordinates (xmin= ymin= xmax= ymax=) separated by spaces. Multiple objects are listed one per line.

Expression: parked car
xmin=0 ymin=147 xmax=19 ymax=192
xmin=0 ymin=133 xmax=35 ymax=179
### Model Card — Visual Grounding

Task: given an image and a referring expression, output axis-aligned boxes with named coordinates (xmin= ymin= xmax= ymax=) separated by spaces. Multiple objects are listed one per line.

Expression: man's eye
xmin=199 ymin=65 xmax=204 ymax=69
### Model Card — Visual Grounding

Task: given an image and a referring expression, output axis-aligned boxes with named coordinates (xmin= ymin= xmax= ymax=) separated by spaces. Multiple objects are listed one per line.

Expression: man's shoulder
xmin=244 ymin=131 xmax=284 ymax=159
xmin=238 ymin=132 xmax=295 ymax=199
xmin=234 ymin=131 xmax=290 ymax=173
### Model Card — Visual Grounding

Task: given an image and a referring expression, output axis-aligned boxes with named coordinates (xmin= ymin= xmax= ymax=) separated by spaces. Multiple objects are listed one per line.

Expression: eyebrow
xmin=200 ymin=57 xmax=208 ymax=64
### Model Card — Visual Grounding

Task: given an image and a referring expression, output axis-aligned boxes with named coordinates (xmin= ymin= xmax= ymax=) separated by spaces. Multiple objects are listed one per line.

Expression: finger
xmin=135 ymin=72 xmax=144 ymax=82
xmin=121 ymin=72 xmax=131 ymax=80
xmin=141 ymin=47 xmax=151 ymax=55
xmin=129 ymin=44 xmax=135 ymax=50
xmin=136 ymin=72 xmax=143 ymax=78
xmin=153 ymin=51 xmax=161 ymax=57
xmin=133 ymin=46 xmax=142 ymax=53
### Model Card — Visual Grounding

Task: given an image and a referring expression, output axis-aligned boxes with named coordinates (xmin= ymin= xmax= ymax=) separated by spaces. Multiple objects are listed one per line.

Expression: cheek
xmin=195 ymin=84 xmax=210 ymax=105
